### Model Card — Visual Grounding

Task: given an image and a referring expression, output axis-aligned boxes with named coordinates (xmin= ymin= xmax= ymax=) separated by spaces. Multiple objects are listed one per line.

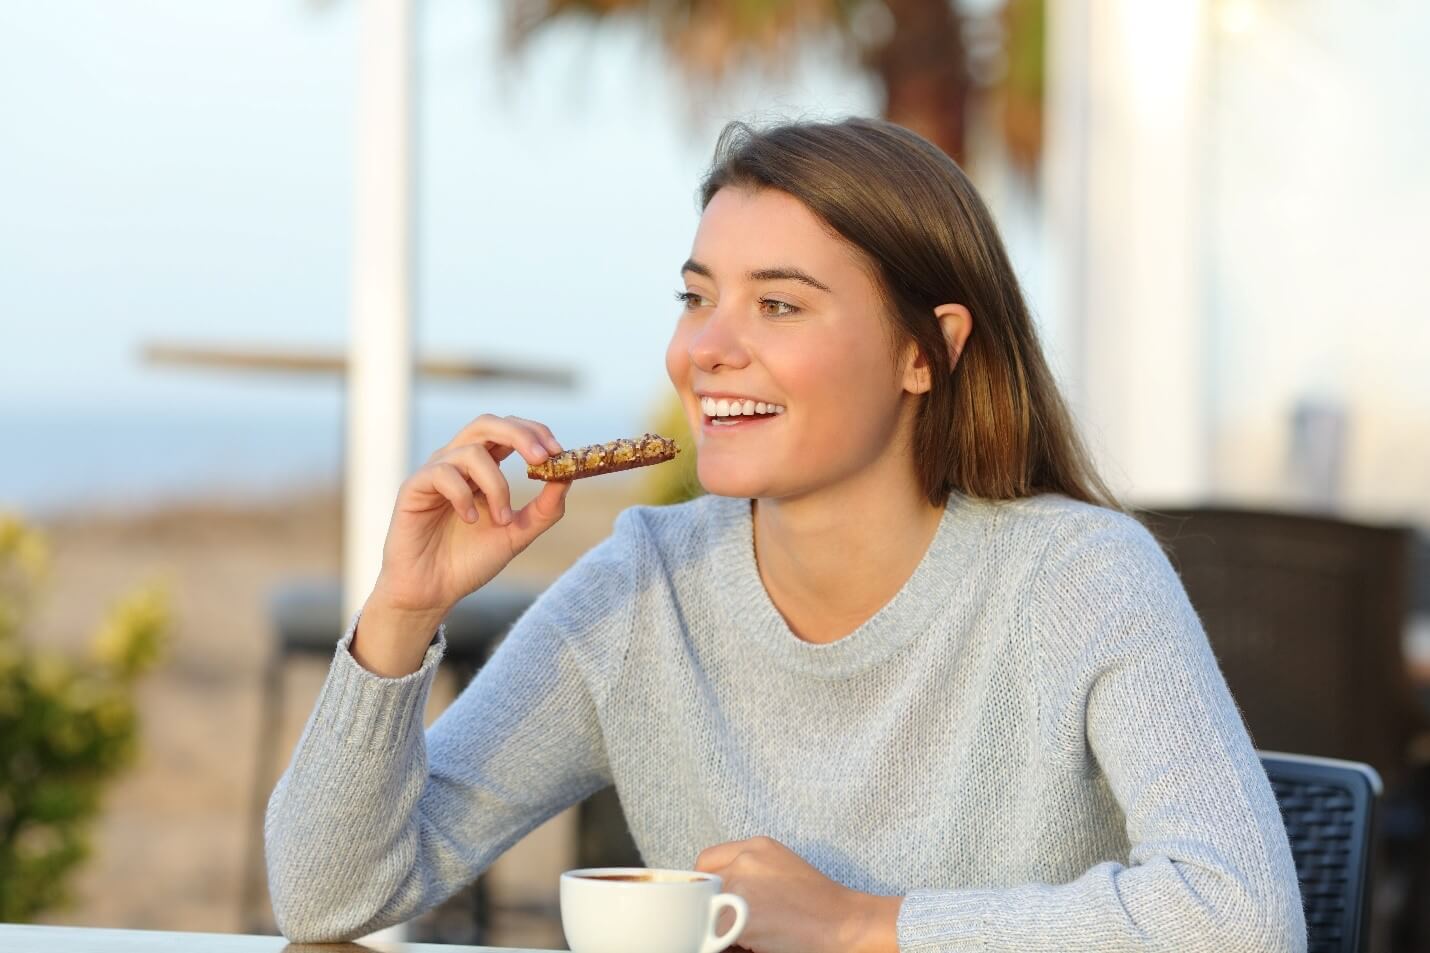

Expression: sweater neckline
xmin=707 ymin=493 xmax=981 ymax=677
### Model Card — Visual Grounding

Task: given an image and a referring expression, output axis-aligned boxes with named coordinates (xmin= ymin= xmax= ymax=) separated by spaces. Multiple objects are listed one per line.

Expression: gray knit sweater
xmin=264 ymin=492 xmax=1307 ymax=952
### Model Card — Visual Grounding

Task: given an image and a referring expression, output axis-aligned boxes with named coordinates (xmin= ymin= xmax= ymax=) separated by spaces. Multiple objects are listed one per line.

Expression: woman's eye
xmin=674 ymin=290 xmax=799 ymax=318
xmin=759 ymin=298 xmax=799 ymax=318
xmin=674 ymin=290 xmax=708 ymax=311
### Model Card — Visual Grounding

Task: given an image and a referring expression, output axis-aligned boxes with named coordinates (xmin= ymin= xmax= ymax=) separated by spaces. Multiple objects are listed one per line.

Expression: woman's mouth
xmin=700 ymin=396 xmax=784 ymax=432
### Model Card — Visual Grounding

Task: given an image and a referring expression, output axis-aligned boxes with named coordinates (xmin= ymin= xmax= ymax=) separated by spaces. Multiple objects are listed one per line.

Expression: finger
xmin=440 ymin=413 xmax=501 ymax=454
xmin=440 ymin=414 xmax=555 ymax=466
xmin=508 ymin=480 xmax=569 ymax=539
xmin=490 ymin=418 xmax=558 ymax=466
xmin=441 ymin=445 xmax=513 ymax=526
xmin=503 ymin=415 xmax=562 ymax=455
xmin=428 ymin=464 xmax=481 ymax=523
xmin=694 ymin=840 xmax=752 ymax=874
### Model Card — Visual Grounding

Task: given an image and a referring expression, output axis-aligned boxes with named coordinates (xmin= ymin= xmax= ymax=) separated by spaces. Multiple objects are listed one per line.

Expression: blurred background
xmin=2 ymin=0 xmax=1428 ymax=950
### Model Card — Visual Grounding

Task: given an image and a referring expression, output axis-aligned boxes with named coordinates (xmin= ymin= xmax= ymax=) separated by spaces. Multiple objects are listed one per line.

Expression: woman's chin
xmin=695 ymin=459 xmax=772 ymax=499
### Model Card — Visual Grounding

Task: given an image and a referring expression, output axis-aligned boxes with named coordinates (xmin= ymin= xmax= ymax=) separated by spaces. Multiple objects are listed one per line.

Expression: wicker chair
xmin=1137 ymin=506 xmax=1430 ymax=952
xmin=1261 ymin=751 xmax=1381 ymax=953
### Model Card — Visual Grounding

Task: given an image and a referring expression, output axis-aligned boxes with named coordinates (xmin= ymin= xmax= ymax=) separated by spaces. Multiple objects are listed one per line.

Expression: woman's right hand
xmin=367 ymin=414 xmax=572 ymax=617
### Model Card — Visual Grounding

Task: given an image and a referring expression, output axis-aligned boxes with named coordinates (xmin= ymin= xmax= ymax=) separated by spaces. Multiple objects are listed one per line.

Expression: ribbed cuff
xmin=898 ymin=887 xmax=991 ymax=952
xmin=307 ymin=608 xmax=448 ymax=752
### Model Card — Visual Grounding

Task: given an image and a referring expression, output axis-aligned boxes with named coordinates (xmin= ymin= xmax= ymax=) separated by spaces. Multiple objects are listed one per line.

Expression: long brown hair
xmin=698 ymin=117 xmax=1120 ymax=511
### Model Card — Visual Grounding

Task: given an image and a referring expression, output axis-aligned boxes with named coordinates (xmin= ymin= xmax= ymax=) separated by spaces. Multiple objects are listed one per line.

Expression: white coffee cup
xmin=560 ymin=867 xmax=749 ymax=953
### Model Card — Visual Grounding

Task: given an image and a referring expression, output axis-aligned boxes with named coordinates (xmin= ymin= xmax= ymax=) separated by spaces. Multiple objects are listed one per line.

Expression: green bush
xmin=0 ymin=513 xmax=169 ymax=921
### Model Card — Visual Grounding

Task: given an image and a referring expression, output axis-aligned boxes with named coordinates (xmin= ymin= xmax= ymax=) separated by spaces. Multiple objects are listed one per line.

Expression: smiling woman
xmin=264 ymin=117 xmax=1308 ymax=953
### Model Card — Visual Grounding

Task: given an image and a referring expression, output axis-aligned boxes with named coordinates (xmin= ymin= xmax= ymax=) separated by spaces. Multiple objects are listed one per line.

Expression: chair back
xmin=1260 ymin=751 xmax=1381 ymax=953
xmin=1136 ymin=507 xmax=1422 ymax=789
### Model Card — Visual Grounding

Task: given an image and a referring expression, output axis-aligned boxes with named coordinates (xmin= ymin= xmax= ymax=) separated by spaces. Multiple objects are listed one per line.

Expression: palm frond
xmin=500 ymin=0 xmax=859 ymax=85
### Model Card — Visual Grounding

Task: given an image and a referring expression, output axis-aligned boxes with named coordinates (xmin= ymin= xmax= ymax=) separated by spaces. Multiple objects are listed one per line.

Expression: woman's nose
xmin=687 ymin=309 xmax=751 ymax=372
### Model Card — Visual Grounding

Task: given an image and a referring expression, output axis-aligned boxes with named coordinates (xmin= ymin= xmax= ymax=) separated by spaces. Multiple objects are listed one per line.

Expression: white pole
xmin=1044 ymin=0 xmax=1211 ymax=504
xmin=346 ymin=2 xmax=415 ymax=946
xmin=350 ymin=0 xmax=420 ymax=932
xmin=345 ymin=0 xmax=414 ymax=629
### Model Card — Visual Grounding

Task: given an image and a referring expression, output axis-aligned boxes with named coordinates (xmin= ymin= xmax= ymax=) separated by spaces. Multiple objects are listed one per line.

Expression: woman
xmin=265 ymin=118 xmax=1306 ymax=953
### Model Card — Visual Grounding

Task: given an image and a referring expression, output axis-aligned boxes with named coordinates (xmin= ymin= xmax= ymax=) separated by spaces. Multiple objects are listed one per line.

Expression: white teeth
xmin=699 ymin=395 xmax=785 ymax=418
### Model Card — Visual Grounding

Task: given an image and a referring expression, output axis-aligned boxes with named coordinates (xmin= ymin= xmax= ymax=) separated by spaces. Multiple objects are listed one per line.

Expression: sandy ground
xmin=23 ymin=473 xmax=646 ymax=946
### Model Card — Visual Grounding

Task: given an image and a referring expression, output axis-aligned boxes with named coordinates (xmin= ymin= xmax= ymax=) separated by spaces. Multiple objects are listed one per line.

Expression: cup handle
xmin=700 ymin=892 xmax=749 ymax=953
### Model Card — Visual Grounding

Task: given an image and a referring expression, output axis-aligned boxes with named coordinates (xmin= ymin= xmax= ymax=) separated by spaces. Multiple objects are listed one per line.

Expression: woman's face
xmin=665 ymin=186 xmax=916 ymax=501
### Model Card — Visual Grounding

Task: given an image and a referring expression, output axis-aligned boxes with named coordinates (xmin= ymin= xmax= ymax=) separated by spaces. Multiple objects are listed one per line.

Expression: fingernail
xmin=466 ymin=508 xmax=478 ymax=522
xmin=501 ymin=506 xmax=513 ymax=524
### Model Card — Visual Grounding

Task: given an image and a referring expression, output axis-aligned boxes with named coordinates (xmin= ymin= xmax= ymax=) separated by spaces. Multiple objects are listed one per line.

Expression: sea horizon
xmin=0 ymin=392 xmax=657 ymax=519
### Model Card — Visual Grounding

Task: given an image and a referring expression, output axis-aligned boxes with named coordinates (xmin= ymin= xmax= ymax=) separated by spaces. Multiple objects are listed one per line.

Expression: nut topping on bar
xmin=526 ymin=433 xmax=680 ymax=482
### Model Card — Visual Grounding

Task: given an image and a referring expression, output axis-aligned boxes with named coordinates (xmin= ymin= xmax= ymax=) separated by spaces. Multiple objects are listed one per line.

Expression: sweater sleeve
xmin=263 ymin=510 xmax=643 ymax=943
xmin=896 ymin=511 xmax=1307 ymax=953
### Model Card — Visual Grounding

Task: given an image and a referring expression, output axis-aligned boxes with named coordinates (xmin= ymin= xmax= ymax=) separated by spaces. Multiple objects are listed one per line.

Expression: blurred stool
xmin=239 ymin=577 xmax=540 ymax=937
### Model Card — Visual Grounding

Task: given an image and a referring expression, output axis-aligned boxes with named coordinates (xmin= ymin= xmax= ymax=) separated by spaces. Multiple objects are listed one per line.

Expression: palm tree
xmin=498 ymin=0 xmax=1045 ymax=168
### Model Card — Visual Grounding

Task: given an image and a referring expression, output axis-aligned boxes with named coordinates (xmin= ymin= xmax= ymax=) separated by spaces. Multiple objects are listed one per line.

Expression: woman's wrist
xmin=350 ymin=595 xmax=448 ymax=678
xmin=844 ymin=891 xmax=903 ymax=953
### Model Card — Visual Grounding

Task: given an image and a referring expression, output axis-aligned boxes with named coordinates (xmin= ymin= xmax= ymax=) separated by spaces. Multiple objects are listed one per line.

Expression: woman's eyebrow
xmin=680 ymin=258 xmax=832 ymax=293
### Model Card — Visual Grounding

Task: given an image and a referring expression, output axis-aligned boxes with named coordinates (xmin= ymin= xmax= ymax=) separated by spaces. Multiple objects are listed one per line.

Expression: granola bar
xmin=526 ymin=433 xmax=680 ymax=482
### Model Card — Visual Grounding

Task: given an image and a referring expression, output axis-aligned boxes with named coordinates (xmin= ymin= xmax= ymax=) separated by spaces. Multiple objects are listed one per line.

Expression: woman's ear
xmin=903 ymin=303 xmax=973 ymax=395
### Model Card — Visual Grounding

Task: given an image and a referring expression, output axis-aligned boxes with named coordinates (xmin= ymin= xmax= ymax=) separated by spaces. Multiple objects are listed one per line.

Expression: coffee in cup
xmin=560 ymin=867 xmax=748 ymax=953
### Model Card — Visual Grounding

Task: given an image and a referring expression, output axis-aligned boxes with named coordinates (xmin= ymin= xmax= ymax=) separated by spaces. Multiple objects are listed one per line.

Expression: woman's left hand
xmin=693 ymin=836 xmax=902 ymax=953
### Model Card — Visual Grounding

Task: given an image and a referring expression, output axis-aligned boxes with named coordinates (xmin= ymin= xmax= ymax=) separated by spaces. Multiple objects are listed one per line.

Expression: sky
xmin=0 ymin=0 xmax=877 ymax=424
xmin=0 ymin=0 xmax=887 ymax=512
